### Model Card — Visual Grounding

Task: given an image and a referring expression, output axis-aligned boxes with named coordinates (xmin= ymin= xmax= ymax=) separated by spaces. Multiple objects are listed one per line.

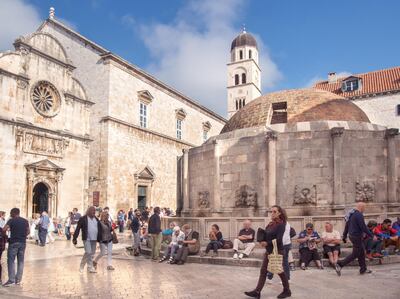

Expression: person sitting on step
xmin=373 ymin=219 xmax=400 ymax=254
xmin=233 ymin=219 xmax=256 ymax=259
xmin=297 ymin=223 xmax=323 ymax=270
xmin=321 ymin=222 xmax=341 ymax=267
xmin=159 ymin=226 xmax=184 ymax=263
xmin=364 ymin=220 xmax=383 ymax=259
xmin=201 ymin=224 xmax=223 ymax=258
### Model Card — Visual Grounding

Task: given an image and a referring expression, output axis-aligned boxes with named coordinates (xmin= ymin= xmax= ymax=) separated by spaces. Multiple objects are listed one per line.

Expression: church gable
xmin=136 ymin=166 xmax=155 ymax=180
xmin=25 ymin=159 xmax=65 ymax=171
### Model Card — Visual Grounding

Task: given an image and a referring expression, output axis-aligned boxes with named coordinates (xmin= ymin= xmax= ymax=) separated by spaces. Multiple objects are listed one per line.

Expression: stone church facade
xmin=0 ymin=14 xmax=225 ymax=218
xmin=0 ymin=31 xmax=92 ymax=217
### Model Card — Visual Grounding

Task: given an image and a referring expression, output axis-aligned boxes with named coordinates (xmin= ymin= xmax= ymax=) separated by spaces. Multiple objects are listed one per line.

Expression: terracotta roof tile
xmin=314 ymin=66 xmax=400 ymax=98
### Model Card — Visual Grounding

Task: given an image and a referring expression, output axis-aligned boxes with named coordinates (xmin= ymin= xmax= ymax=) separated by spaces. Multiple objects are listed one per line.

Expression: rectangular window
xmin=343 ymin=80 xmax=359 ymax=92
xmin=271 ymin=101 xmax=288 ymax=124
xmin=176 ymin=119 xmax=182 ymax=140
xmin=139 ymin=102 xmax=147 ymax=128
xmin=203 ymin=130 xmax=208 ymax=142
xmin=397 ymin=104 xmax=400 ymax=116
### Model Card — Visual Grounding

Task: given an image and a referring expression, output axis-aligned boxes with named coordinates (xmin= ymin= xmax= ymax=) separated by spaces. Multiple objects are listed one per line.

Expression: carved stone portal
xmin=198 ymin=191 xmax=210 ymax=208
xmin=355 ymin=181 xmax=375 ymax=202
xmin=235 ymin=185 xmax=258 ymax=208
xmin=294 ymin=185 xmax=317 ymax=205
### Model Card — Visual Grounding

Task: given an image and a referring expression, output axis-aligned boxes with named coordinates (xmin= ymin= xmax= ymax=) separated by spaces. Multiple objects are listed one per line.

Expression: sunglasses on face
xmin=307 ymin=228 xmax=313 ymax=231
xmin=271 ymin=210 xmax=279 ymax=214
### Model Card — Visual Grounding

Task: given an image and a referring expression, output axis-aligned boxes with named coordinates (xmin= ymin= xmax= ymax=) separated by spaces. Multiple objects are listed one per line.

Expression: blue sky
xmin=1 ymin=0 xmax=399 ymax=116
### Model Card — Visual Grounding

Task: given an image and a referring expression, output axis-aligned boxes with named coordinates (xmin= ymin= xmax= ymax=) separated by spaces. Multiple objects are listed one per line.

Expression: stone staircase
xmin=127 ymin=244 xmax=400 ymax=268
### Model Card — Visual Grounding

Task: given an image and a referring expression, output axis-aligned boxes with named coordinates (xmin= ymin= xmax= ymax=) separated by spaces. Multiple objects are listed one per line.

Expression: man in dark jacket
xmin=73 ymin=206 xmax=99 ymax=273
xmin=148 ymin=206 xmax=162 ymax=261
xmin=130 ymin=209 xmax=141 ymax=256
xmin=335 ymin=202 xmax=374 ymax=276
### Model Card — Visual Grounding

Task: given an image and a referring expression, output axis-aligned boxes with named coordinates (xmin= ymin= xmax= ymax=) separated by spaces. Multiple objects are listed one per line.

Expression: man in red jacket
xmin=373 ymin=219 xmax=400 ymax=252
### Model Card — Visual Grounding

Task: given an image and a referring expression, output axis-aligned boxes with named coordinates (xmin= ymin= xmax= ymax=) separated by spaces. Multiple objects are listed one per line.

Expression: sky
xmin=1 ymin=0 xmax=399 ymax=116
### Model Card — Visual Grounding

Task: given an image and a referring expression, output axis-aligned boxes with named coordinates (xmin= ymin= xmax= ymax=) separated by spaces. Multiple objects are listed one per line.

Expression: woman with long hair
xmin=93 ymin=211 xmax=114 ymax=270
xmin=244 ymin=205 xmax=291 ymax=299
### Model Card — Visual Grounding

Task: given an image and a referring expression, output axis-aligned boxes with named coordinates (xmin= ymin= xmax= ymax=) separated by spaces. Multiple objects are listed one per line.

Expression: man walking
xmin=335 ymin=202 xmax=374 ymax=276
xmin=73 ymin=206 xmax=99 ymax=273
xmin=38 ymin=211 xmax=50 ymax=246
xmin=2 ymin=208 xmax=29 ymax=287
xmin=148 ymin=207 xmax=162 ymax=261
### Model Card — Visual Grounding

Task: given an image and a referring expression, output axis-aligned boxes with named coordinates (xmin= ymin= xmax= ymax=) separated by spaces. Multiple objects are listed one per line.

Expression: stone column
xmin=386 ymin=128 xmax=399 ymax=203
xmin=26 ymin=169 xmax=35 ymax=218
xmin=266 ymin=131 xmax=277 ymax=208
xmin=182 ymin=149 xmax=190 ymax=211
xmin=213 ymin=140 xmax=221 ymax=212
xmin=331 ymin=127 xmax=344 ymax=207
xmin=55 ymin=172 xmax=63 ymax=217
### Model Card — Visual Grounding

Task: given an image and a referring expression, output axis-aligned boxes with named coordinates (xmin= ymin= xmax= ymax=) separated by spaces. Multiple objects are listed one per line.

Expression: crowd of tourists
xmin=0 ymin=202 xmax=399 ymax=298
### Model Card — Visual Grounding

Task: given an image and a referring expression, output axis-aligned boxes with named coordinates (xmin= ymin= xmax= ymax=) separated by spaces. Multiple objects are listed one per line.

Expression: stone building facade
xmin=0 ymin=31 xmax=92 ymax=218
xmin=179 ymin=89 xmax=400 ymax=218
xmin=314 ymin=67 xmax=400 ymax=129
xmin=0 ymin=14 xmax=226 ymax=216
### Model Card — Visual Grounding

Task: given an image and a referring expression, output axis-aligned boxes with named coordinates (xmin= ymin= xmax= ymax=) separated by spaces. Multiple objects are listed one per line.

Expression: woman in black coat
xmin=245 ymin=205 xmax=291 ymax=299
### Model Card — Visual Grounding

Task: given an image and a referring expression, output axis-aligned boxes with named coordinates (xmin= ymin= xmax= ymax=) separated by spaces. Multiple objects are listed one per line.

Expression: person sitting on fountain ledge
xmin=373 ymin=219 xmax=400 ymax=253
xmin=201 ymin=224 xmax=223 ymax=258
xmin=321 ymin=222 xmax=341 ymax=267
xmin=233 ymin=219 xmax=256 ymax=259
xmin=297 ymin=223 xmax=323 ymax=270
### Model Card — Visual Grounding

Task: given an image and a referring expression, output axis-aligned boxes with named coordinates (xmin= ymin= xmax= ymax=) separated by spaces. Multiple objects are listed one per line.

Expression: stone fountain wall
xmin=179 ymin=121 xmax=400 ymax=217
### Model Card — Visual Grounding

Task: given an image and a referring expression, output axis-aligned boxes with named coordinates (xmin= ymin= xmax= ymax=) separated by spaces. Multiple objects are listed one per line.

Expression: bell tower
xmin=227 ymin=26 xmax=261 ymax=119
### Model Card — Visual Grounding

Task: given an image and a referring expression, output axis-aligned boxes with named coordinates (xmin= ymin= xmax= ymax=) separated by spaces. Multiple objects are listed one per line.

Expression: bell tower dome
xmin=227 ymin=26 xmax=261 ymax=119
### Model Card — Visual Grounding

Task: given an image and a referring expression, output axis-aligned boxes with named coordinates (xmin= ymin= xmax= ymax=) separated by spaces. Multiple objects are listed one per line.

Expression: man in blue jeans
xmin=2 ymin=208 xmax=29 ymax=287
xmin=38 ymin=211 xmax=50 ymax=246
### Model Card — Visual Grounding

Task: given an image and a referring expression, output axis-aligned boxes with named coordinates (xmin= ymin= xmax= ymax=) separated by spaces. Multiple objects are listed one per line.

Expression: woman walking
xmin=93 ymin=211 xmax=115 ymax=271
xmin=244 ymin=205 xmax=291 ymax=299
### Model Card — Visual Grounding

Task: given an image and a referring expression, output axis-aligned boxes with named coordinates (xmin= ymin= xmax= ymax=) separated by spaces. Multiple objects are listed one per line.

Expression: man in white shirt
xmin=0 ymin=211 xmax=6 ymax=229
xmin=321 ymin=222 xmax=341 ymax=266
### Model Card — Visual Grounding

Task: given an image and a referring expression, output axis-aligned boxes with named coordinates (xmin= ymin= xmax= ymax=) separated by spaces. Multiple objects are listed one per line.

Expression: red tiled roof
xmin=314 ymin=66 xmax=400 ymax=98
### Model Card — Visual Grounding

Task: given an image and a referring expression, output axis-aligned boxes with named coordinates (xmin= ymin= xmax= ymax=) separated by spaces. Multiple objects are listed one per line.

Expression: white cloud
xmin=135 ymin=0 xmax=281 ymax=116
xmin=306 ymin=71 xmax=352 ymax=87
xmin=0 ymin=0 xmax=42 ymax=51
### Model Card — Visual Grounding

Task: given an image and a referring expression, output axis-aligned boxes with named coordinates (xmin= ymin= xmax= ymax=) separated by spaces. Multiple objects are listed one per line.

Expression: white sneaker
xmin=88 ymin=268 xmax=97 ymax=274
xmin=238 ymin=253 xmax=244 ymax=259
xmin=233 ymin=253 xmax=238 ymax=259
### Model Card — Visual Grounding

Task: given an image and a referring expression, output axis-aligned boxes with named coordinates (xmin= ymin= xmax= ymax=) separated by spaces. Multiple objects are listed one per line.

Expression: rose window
xmin=31 ymin=81 xmax=61 ymax=117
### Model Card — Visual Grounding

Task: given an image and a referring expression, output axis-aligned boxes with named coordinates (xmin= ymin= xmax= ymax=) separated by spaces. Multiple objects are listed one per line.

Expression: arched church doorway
xmin=32 ymin=183 xmax=49 ymax=215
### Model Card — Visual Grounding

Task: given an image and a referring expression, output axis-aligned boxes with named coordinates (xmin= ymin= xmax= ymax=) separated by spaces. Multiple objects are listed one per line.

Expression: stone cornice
xmin=100 ymin=116 xmax=196 ymax=147
xmin=226 ymin=58 xmax=261 ymax=71
xmin=64 ymin=92 xmax=95 ymax=106
xmin=13 ymin=39 xmax=75 ymax=71
xmin=0 ymin=68 xmax=30 ymax=82
xmin=0 ymin=116 xmax=92 ymax=143
xmin=349 ymin=89 xmax=400 ymax=100
xmin=227 ymin=81 xmax=262 ymax=93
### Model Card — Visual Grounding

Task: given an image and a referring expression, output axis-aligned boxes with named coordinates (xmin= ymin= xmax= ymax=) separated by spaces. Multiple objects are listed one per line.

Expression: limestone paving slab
xmin=0 ymin=242 xmax=398 ymax=299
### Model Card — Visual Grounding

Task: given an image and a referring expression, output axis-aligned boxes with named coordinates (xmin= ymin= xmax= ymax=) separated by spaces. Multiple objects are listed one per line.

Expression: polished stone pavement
xmin=0 ymin=240 xmax=399 ymax=299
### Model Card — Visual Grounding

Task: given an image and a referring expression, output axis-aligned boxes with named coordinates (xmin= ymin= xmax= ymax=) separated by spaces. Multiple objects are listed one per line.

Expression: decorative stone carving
xmin=265 ymin=131 xmax=278 ymax=141
xmin=330 ymin=127 xmax=344 ymax=138
xmin=198 ymin=191 xmax=210 ymax=208
xmin=355 ymin=181 xmax=375 ymax=202
xmin=294 ymin=185 xmax=317 ymax=205
xmin=235 ymin=185 xmax=258 ymax=207
xmin=31 ymin=81 xmax=61 ymax=118
xmin=23 ymin=132 xmax=67 ymax=158
xmin=17 ymin=79 xmax=28 ymax=89
xmin=385 ymin=128 xmax=399 ymax=139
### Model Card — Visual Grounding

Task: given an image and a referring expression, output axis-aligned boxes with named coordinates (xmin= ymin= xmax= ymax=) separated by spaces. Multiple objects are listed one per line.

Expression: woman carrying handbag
xmin=245 ymin=205 xmax=291 ymax=299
